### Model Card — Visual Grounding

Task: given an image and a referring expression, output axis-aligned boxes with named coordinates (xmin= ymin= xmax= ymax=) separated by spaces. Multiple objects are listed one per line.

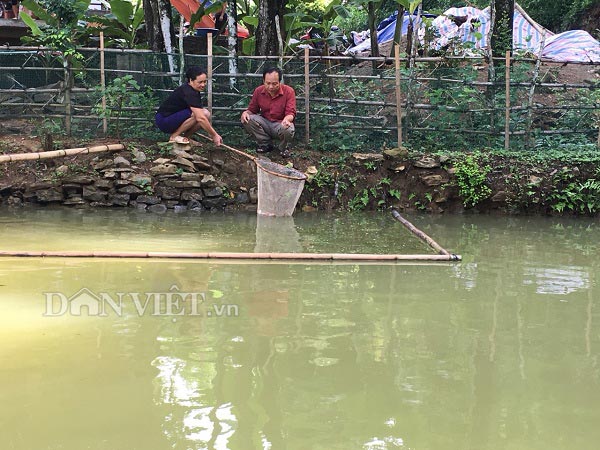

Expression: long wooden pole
xmin=207 ymin=32 xmax=213 ymax=116
xmin=505 ymin=50 xmax=511 ymax=150
xmin=100 ymin=31 xmax=107 ymax=135
xmin=391 ymin=209 xmax=453 ymax=256
xmin=304 ymin=47 xmax=310 ymax=146
xmin=0 ymin=144 xmax=124 ymax=163
xmin=196 ymin=132 xmax=256 ymax=161
xmin=394 ymin=43 xmax=403 ymax=148
xmin=0 ymin=250 xmax=460 ymax=261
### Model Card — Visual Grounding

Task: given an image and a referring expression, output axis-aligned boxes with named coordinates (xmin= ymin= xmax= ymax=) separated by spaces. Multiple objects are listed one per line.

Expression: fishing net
xmin=255 ymin=159 xmax=306 ymax=216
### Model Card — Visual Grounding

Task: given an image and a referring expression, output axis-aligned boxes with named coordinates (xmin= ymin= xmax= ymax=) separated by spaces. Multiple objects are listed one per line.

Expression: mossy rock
xmin=383 ymin=147 xmax=409 ymax=160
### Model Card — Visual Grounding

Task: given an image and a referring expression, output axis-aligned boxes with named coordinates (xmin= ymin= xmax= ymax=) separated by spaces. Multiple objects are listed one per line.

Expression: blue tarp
xmin=347 ymin=11 xmax=435 ymax=55
xmin=347 ymin=4 xmax=600 ymax=62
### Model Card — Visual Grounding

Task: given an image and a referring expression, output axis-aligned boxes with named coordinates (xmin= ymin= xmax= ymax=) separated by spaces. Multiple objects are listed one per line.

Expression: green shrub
xmin=453 ymin=153 xmax=492 ymax=207
xmin=548 ymin=172 xmax=600 ymax=215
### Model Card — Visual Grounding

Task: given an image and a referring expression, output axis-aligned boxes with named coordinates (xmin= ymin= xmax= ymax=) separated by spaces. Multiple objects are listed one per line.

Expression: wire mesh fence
xmin=0 ymin=46 xmax=598 ymax=152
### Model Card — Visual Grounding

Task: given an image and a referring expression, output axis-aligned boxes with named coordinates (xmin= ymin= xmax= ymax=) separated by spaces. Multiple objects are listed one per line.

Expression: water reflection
xmin=254 ymin=215 xmax=302 ymax=253
xmin=523 ymin=266 xmax=590 ymax=295
xmin=1 ymin=209 xmax=599 ymax=449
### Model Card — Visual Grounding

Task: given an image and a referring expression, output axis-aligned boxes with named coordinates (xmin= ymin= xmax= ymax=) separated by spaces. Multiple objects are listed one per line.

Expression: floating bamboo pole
xmin=391 ymin=209 xmax=454 ymax=257
xmin=0 ymin=144 xmax=124 ymax=163
xmin=0 ymin=250 xmax=460 ymax=261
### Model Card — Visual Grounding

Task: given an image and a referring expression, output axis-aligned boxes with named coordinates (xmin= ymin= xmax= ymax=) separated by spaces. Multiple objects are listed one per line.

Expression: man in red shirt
xmin=240 ymin=67 xmax=296 ymax=157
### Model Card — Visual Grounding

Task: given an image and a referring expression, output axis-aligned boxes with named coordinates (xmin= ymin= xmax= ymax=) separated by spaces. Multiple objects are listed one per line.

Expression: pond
xmin=0 ymin=208 xmax=599 ymax=450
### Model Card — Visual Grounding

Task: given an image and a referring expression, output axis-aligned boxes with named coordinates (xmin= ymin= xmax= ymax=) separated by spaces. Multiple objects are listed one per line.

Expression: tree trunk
xmin=367 ymin=2 xmax=379 ymax=58
xmin=491 ymin=0 xmax=514 ymax=57
xmin=390 ymin=7 xmax=405 ymax=59
xmin=405 ymin=20 xmax=413 ymax=65
xmin=227 ymin=0 xmax=238 ymax=88
xmin=143 ymin=0 xmax=174 ymax=53
xmin=256 ymin=0 xmax=286 ymax=56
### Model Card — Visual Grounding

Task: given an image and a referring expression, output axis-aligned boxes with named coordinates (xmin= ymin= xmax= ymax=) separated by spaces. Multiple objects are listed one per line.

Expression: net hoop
xmin=255 ymin=159 xmax=307 ymax=181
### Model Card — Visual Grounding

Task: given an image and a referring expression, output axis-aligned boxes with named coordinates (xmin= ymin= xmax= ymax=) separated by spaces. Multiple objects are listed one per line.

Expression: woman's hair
xmin=186 ymin=66 xmax=207 ymax=82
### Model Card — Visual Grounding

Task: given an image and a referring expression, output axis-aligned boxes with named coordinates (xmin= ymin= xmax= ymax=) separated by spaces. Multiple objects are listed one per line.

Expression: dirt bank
xmin=1 ymin=120 xmax=599 ymax=216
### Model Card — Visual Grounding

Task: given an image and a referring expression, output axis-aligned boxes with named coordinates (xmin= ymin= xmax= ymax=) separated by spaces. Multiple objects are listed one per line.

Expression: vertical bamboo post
xmin=100 ymin=31 xmax=107 ymax=135
xmin=325 ymin=50 xmax=334 ymax=101
xmin=596 ymin=109 xmax=600 ymax=148
xmin=304 ymin=47 xmax=310 ymax=146
xmin=394 ymin=44 xmax=403 ymax=148
xmin=207 ymin=32 xmax=213 ymax=116
xmin=64 ymin=59 xmax=72 ymax=136
xmin=504 ymin=51 xmax=511 ymax=150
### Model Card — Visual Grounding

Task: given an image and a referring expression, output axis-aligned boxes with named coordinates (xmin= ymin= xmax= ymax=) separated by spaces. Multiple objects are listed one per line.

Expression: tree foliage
xmin=88 ymin=0 xmax=146 ymax=48
xmin=491 ymin=0 xmax=514 ymax=57
xmin=20 ymin=0 xmax=90 ymax=64
xmin=519 ymin=0 xmax=596 ymax=32
xmin=335 ymin=0 xmax=594 ymax=36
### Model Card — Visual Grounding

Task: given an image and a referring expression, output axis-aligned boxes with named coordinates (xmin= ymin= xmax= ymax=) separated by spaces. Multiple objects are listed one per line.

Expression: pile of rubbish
xmin=345 ymin=3 xmax=600 ymax=63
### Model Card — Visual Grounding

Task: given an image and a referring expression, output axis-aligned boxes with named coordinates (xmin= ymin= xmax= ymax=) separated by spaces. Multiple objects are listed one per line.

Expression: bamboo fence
xmin=0 ymin=46 xmax=598 ymax=149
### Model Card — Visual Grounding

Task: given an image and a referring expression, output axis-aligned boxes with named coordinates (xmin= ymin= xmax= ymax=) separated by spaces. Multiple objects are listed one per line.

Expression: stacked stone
xmin=0 ymin=147 xmax=257 ymax=212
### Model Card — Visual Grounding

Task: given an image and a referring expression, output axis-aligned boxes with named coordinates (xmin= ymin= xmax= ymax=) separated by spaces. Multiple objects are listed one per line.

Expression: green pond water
xmin=0 ymin=208 xmax=599 ymax=450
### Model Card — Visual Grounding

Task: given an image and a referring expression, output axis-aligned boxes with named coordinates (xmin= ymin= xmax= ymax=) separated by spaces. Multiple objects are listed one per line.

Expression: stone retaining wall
xmin=0 ymin=147 xmax=257 ymax=212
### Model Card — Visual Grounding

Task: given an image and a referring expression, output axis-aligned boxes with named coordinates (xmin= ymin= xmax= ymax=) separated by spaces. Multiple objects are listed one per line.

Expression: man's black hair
xmin=186 ymin=66 xmax=207 ymax=82
xmin=262 ymin=67 xmax=283 ymax=82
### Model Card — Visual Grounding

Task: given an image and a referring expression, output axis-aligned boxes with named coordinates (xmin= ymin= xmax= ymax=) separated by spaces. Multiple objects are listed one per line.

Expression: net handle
xmin=196 ymin=133 xmax=306 ymax=181
xmin=196 ymin=133 xmax=257 ymax=162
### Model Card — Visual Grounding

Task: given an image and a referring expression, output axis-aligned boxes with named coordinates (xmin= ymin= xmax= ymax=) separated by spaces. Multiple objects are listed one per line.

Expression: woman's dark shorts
xmin=155 ymin=109 xmax=192 ymax=133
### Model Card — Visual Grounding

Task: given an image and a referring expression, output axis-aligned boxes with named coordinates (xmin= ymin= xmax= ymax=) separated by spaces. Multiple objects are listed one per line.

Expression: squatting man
xmin=240 ymin=67 xmax=297 ymax=157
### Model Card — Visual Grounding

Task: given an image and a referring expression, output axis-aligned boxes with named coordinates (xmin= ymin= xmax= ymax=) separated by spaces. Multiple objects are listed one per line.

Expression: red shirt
xmin=247 ymin=84 xmax=296 ymax=123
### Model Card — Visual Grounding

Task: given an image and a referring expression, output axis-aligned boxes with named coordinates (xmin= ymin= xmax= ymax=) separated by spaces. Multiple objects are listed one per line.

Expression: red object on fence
xmin=170 ymin=0 xmax=250 ymax=38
